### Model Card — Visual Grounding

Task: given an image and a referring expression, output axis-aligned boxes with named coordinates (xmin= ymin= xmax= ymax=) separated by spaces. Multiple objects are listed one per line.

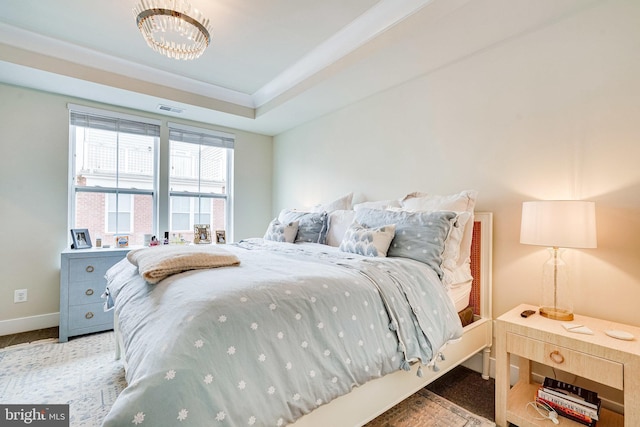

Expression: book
xmin=540 ymin=386 xmax=601 ymax=412
xmin=536 ymin=397 xmax=596 ymax=427
xmin=537 ymin=387 xmax=599 ymax=420
xmin=543 ymin=377 xmax=600 ymax=408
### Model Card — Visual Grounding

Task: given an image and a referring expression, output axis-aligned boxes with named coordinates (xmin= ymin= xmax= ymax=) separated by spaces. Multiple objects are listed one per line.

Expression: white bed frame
xmin=114 ymin=212 xmax=493 ymax=427
xmin=291 ymin=212 xmax=493 ymax=426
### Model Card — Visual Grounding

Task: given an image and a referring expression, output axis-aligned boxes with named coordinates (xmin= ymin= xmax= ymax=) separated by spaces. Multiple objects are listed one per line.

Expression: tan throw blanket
xmin=127 ymin=245 xmax=240 ymax=284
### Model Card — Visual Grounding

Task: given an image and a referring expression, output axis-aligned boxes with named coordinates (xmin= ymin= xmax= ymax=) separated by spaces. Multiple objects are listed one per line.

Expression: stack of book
xmin=536 ymin=377 xmax=602 ymax=426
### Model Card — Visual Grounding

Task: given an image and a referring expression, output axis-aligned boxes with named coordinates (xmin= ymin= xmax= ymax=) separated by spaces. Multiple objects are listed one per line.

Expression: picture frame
xmin=70 ymin=228 xmax=92 ymax=249
xmin=215 ymin=229 xmax=226 ymax=244
xmin=194 ymin=224 xmax=212 ymax=244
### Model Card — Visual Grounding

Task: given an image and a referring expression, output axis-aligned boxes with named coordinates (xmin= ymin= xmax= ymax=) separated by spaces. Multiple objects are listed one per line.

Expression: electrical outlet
xmin=14 ymin=289 xmax=27 ymax=303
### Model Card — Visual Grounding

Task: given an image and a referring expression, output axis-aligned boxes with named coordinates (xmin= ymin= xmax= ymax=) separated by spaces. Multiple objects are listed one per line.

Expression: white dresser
xmin=59 ymin=247 xmax=130 ymax=342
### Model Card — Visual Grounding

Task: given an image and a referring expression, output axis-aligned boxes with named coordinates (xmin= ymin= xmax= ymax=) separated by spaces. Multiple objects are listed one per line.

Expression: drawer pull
xmin=85 ymin=312 xmax=94 ymax=319
xmin=85 ymin=288 xmax=94 ymax=296
xmin=86 ymin=265 xmax=95 ymax=273
xmin=549 ymin=350 xmax=565 ymax=364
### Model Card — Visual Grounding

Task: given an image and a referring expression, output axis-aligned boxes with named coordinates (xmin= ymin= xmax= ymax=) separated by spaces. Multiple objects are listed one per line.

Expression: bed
xmin=102 ymin=197 xmax=492 ymax=427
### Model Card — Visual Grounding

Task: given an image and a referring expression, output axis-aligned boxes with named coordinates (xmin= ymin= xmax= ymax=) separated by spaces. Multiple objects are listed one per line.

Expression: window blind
xmin=169 ymin=122 xmax=234 ymax=149
xmin=70 ymin=111 xmax=160 ymax=137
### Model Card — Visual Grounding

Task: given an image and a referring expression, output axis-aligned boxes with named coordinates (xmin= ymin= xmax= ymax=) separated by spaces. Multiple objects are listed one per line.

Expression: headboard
xmin=469 ymin=212 xmax=493 ymax=319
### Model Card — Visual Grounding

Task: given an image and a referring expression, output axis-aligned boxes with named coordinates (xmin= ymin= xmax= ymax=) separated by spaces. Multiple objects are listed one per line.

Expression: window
xmin=68 ymin=106 xmax=234 ymax=246
xmin=69 ymin=106 xmax=159 ymax=246
xmin=169 ymin=123 xmax=233 ymax=241
xmin=106 ymin=193 xmax=133 ymax=233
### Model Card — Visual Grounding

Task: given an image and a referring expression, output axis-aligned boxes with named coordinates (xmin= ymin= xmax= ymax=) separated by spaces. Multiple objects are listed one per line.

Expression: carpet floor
xmin=1 ymin=329 xmax=496 ymax=426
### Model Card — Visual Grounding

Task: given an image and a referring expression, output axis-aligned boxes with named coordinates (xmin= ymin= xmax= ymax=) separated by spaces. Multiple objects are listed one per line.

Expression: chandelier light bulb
xmin=133 ymin=0 xmax=212 ymax=60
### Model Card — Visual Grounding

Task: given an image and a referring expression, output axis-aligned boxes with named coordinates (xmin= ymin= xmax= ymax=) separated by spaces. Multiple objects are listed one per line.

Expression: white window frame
xmin=168 ymin=122 xmax=234 ymax=240
xmin=68 ymin=104 xmax=160 ymax=241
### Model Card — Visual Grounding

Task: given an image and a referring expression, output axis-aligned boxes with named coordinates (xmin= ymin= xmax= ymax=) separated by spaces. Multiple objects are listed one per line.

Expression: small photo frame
xmin=215 ymin=229 xmax=226 ymax=244
xmin=70 ymin=228 xmax=92 ymax=249
xmin=194 ymin=224 xmax=212 ymax=244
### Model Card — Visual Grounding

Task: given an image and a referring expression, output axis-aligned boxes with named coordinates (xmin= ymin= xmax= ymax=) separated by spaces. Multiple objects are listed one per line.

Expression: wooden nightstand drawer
xmin=507 ymin=331 xmax=624 ymax=389
xmin=68 ymin=257 xmax=116 ymax=283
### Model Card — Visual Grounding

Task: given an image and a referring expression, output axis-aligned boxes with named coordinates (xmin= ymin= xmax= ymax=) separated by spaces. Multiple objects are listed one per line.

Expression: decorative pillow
xmin=399 ymin=190 xmax=478 ymax=285
xmin=263 ymin=219 xmax=299 ymax=243
xmin=325 ymin=210 xmax=356 ymax=247
xmin=311 ymin=193 xmax=353 ymax=213
xmin=354 ymin=208 xmax=457 ymax=278
xmin=278 ymin=209 xmax=329 ymax=244
xmin=339 ymin=222 xmax=396 ymax=257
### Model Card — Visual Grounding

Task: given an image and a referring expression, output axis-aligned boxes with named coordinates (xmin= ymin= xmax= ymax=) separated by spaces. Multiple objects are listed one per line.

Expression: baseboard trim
xmin=0 ymin=313 xmax=59 ymax=336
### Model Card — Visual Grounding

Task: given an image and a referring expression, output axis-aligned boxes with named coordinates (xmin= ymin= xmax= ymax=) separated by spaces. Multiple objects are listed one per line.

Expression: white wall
xmin=273 ymin=0 xmax=640 ymax=326
xmin=0 ymin=83 xmax=272 ymax=332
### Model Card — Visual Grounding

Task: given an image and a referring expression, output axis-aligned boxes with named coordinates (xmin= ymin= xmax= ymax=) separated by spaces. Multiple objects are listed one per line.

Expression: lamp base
xmin=540 ymin=306 xmax=574 ymax=321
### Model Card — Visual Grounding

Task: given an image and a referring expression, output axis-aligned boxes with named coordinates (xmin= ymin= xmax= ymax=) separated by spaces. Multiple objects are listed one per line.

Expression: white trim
xmin=168 ymin=122 xmax=235 ymax=140
xmin=253 ymin=0 xmax=436 ymax=107
xmin=0 ymin=23 xmax=254 ymax=108
xmin=0 ymin=313 xmax=59 ymax=336
xmin=68 ymin=103 xmax=162 ymax=126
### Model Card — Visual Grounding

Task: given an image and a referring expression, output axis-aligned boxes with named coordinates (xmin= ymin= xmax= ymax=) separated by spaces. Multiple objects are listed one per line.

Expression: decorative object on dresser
xmin=495 ymin=303 xmax=639 ymax=427
xmin=59 ymin=247 xmax=131 ymax=342
xmin=194 ymin=224 xmax=212 ymax=244
xmin=70 ymin=228 xmax=92 ymax=249
xmin=519 ymin=200 xmax=597 ymax=321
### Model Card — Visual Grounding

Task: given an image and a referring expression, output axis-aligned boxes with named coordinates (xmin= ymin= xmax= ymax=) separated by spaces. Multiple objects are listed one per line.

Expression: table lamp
xmin=520 ymin=200 xmax=597 ymax=321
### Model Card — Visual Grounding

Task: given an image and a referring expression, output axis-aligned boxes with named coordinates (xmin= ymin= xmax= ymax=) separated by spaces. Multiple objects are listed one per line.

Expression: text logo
xmin=1 ymin=405 xmax=69 ymax=426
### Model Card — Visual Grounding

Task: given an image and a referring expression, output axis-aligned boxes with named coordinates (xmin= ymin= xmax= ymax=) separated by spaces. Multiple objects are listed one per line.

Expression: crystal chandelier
xmin=133 ymin=0 xmax=213 ymax=60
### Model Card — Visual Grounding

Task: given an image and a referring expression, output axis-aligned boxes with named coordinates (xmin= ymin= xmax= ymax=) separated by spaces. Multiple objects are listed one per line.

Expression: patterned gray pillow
xmin=278 ymin=210 xmax=328 ymax=244
xmin=354 ymin=208 xmax=457 ymax=278
xmin=339 ymin=222 xmax=396 ymax=257
xmin=263 ymin=219 xmax=299 ymax=243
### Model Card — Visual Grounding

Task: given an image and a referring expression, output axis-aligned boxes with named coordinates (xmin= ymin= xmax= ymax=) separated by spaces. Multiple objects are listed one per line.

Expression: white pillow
xmin=353 ymin=199 xmax=401 ymax=211
xmin=399 ymin=190 xmax=478 ymax=287
xmin=339 ymin=222 xmax=396 ymax=257
xmin=325 ymin=210 xmax=356 ymax=247
xmin=311 ymin=193 xmax=353 ymax=213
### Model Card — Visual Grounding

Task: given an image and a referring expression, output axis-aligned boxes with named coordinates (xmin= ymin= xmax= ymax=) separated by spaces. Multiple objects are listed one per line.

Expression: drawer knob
xmin=85 ymin=288 xmax=94 ymax=296
xmin=85 ymin=312 xmax=94 ymax=319
xmin=86 ymin=265 xmax=95 ymax=273
xmin=549 ymin=350 xmax=565 ymax=364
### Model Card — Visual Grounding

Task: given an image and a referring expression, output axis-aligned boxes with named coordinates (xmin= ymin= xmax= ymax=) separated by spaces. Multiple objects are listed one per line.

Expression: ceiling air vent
xmin=157 ymin=104 xmax=184 ymax=114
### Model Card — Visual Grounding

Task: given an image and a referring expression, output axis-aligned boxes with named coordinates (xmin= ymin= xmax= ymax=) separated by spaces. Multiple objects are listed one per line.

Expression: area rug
xmin=365 ymin=389 xmax=495 ymax=427
xmin=0 ymin=332 xmax=494 ymax=426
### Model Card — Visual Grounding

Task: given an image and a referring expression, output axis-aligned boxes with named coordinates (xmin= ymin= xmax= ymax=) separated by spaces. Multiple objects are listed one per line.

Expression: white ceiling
xmin=0 ymin=0 xmax=595 ymax=135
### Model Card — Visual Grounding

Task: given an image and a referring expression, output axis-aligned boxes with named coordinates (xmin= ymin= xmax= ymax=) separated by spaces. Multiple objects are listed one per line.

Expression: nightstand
xmin=59 ymin=247 xmax=131 ymax=342
xmin=495 ymin=304 xmax=639 ymax=427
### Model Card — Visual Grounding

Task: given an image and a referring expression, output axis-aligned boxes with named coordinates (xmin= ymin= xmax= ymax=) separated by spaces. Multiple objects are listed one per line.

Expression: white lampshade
xmin=520 ymin=200 xmax=597 ymax=249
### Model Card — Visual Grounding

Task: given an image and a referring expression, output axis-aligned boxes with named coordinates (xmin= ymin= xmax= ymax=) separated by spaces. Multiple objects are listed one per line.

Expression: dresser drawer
xmin=68 ymin=302 xmax=113 ymax=331
xmin=68 ymin=281 xmax=105 ymax=305
xmin=506 ymin=332 xmax=624 ymax=389
xmin=68 ymin=256 xmax=122 ymax=283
